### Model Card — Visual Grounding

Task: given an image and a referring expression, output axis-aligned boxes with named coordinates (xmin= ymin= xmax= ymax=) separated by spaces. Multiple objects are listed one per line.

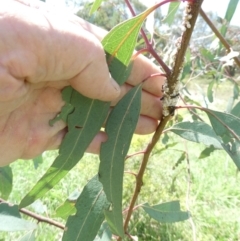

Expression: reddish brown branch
xmin=0 ymin=198 xmax=65 ymax=230
xmin=199 ymin=8 xmax=240 ymax=69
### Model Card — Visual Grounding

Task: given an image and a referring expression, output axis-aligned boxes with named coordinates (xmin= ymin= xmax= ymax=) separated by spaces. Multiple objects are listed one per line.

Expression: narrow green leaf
xmin=49 ymin=87 xmax=74 ymax=126
xmin=207 ymin=80 xmax=215 ymax=103
xmin=93 ymin=222 xmax=112 ymax=241
xmin=163 ymin=2 xmax=180 ymax=25
xmin=102 ymin=4 xmax=162 ymax=71
xmin=233 ymin=83 xmax=239 ymax=100
xmin=0 ymin=204 xmax=37 ymax=231
xmin=200 ymin=48 xmax=215 ymax=62
xmin=199 ymin=145 xmax=216 ymax=159
xmin=142 ymin=201 xmax=190 ymax=223
xmin=223 ymin=140 xmax=240 ymax=170
xmin=0 ymin=166 xmax=12 ymax=200
xmin=169 ymin=121 xmax=222 ymax=149
xmin=62 ymin=175 xmax=110 ymax=241
xmin=231 ymin=101 xmax=240 ymax=118
xmin=225 ymin=0 xmax=239 ymax=22
xmin=162 ymin=133 xmax=169 ymax=145
xmin=90 ymin=0 xmax=104 ymax=15
xmin=20 ymin=1 xmax=153 ymax=208
xmin=32 ymin=155 xmax=43 ymax=169
xmin=97 ymin=222 xmax=112 ymax=241
xmin=99 ymin=84 xmax=142 ymax=237
xmin=205 ymin=109 xmax=240 ymax=168
xmin=221 ymin=0 xmax=239 ymax=36
xmin=173 ymin=152 xmax=186 ymax=169
xmin=206 ymin=109 xmax=240 ymax=137
xmin=20 ymin=89 xmax=110 ymax=208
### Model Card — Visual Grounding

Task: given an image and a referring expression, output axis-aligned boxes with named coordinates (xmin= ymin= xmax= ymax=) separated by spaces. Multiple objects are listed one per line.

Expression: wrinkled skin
xmin=0 ymin=0 xmax=164 ymax=166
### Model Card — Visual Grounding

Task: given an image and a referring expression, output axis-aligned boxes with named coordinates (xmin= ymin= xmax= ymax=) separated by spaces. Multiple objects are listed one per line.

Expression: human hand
xmin=0 ymin=0 xmax=164 ymax=166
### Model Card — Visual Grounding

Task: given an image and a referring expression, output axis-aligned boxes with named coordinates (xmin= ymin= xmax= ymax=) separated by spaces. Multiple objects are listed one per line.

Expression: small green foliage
xmin=89 ymin=0 xmax=105 ymax=15
xmin=19 ymin=91 xmax=110 ymax=208
xmin=0 ymin=166 xmax=12 ymax=199
xmin=49 ymin=87 xmax=74 ymax=126
xmin=169 ymin=121 xmax=222 ymax=149
xmin=206 ymin=109 xmax=240 ymax=169
xmin=220 ymin=0 xmax=240 ymax=36
xmin=0 ymin=204 xmax=37 ymax=231
xmin=163 ymin=2 xmax=180 ymax=25
xmin=207 ymin=80 xmax=215 ymax=103
xmin=32 ymin=155 xmax=43 ymax=169
xmin=231 ymin=101 xmax=240 ymax=117
xmin=62 ymin=176 xmax=110 ymax=241
xmin=142 ymin=201 xmax=190 ymax=223
xmin=199 ymin=145 xmax=216 ymax=159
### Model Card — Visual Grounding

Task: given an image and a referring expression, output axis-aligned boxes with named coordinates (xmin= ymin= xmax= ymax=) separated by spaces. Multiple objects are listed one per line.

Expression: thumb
xmin=68 ymin=45 xmax=121 ymax=101
xmin=14 ymin=0 xmax=121 ymax=102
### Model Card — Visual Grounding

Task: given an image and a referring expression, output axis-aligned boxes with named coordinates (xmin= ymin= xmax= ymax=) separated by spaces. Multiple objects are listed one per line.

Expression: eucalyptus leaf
xmin=169 ymin=121 xmax=222 ymax=149
xmin=62 ymin=175 xmax=110 ymax=241
xmin=0 ymin=165 xmax=12 ymax=199
xmin=231 ymin=101 xmax=240 ymax=118
xmin=221 ymin=0 xmax=239 ymax=36
xmin=99 ymin=84 xmax=142 ymax=237
xmin=90 ymin=0 xmax=104 ymax=14
xmin=102 ymin=3 xmax=165 ymax=73
xmin=142 ymin=201 xmax=190 ymax=223
xmin=20 ymin=0 xmax=154 ymax=207
xmin=205 ymin=109 xmax=240 ymax=168
xmin=0 ymin=203 xmax=37 ymax=231
xmin=207 ymin=80 xmax=215 ymax=103
xmin=20 ymin=90 xmax=110 ymax=208
xmin=32 ymin=155 xmax=43 ymax=169
xmin=99 ymin=222 xmax=112 ymax=241
xmin=163 ymin=2 xmax=180 ymax=25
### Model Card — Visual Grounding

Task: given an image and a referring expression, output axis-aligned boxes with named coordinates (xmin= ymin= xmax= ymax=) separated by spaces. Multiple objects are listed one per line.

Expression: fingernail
xmin=110 ymin=77 xmax=121 ymax=95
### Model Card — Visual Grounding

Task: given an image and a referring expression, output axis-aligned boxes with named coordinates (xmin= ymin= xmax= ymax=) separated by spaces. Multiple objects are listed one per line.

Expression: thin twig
xmin=180 ymin=95 xmax=205 ymax=122
xmin=121 ymin=115 xmax=172 ymax=238
xmin=199 ymin=8 xmax=240 ymax=69
xmin=0 ymin=198 xmax=65 ymax=230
